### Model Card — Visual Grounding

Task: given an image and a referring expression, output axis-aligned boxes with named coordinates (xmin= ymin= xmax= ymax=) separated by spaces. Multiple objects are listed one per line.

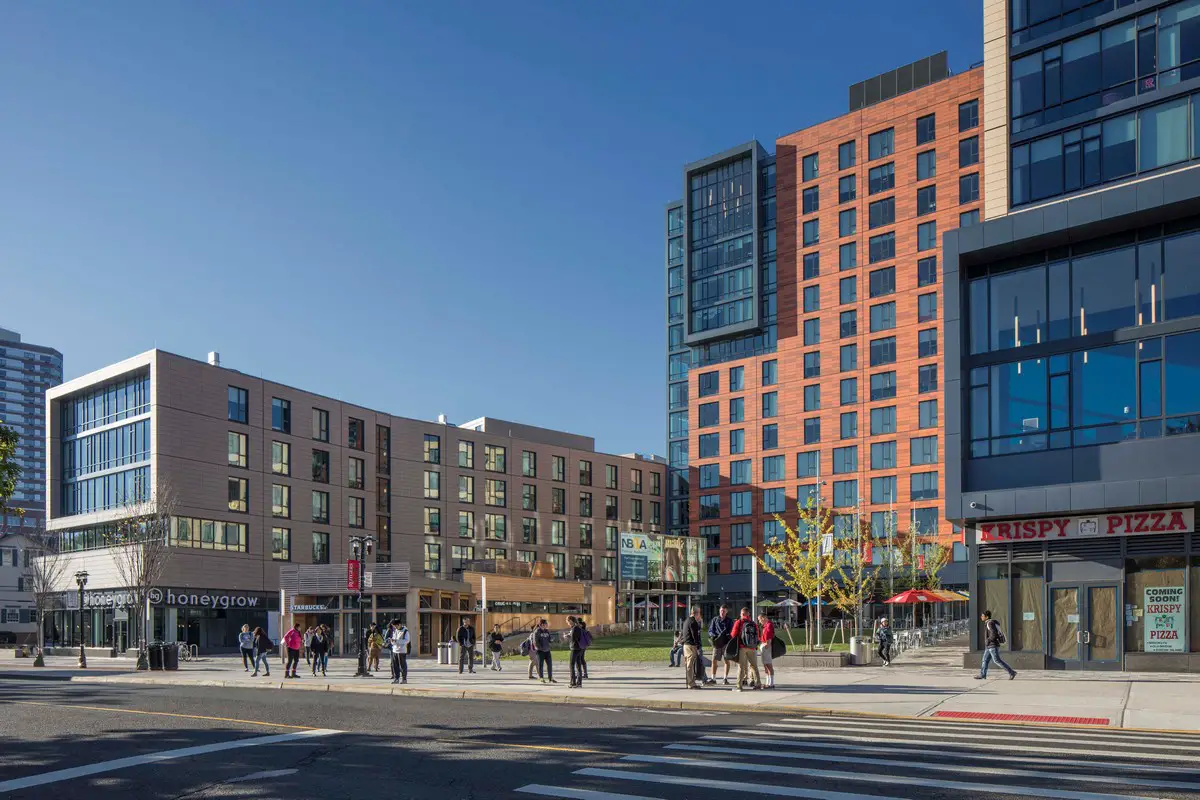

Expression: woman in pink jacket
xmin=283 ymin=623 xmax=304 ymax=679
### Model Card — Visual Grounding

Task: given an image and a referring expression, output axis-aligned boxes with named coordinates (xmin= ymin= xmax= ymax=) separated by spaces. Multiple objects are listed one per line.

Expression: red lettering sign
xmin=347 ymin=559 xmax=360 ymax=591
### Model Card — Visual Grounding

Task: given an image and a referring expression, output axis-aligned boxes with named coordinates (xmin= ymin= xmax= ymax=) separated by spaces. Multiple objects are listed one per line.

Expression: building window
xmin=459 ymin=441 xmax=475 ymax=469
xmin=605 ymin=463 xmax=618 ymax=489
xmin=871 ymin=440 xmax=897 ymax=470
xmin=519 ymin=517 xmax=536 ymax=544
xmin=272 ymin=484 xmax=291 ymax=518
xmin=552 ymin=455 xmax=565 ymax=481
xmin=833 ymin=480 xmax=858 ymax=507
xmin=841 ymin=344 xmax=858 ymax=372
xmin=601 ymin=556 xmax=616 ymax=580
xmin=485 ymin=513 xmax=506 ymax=541
xmin=699 ymin=402 xmax=719 ymax=429
xmin=762 ymin=391 xmax=779 ymax=418
xmin=870 ymin=336 xmax=897 ymax=367
xmin=424 ymin=506 xmax=440 ymax=535
xmin=916 ymin=184 xmax=936 ymax=216
xmin=228 ymin=432 xmax=247 ymax=468
xmin=911 ymin=435 xmax=939 ymax=466
xmin=312 ymin=449 xmax=330 ymax=484
xmin=699 ymin=495 xmax=720 ymax=520
xmin=424 ymin=434 xmax=441 ymax=464
xmin=347 ymin=418 xmax=364 ymax=451
xmin=916 ymin=150 xmax=937 ymax=181
xmin=803 ymin=384 xmax=821 ymax=411
xmin=729 ymin=397 xmax=745 ymax=423
xmin=871 ymin=371 xmax=897 ymax=401
xmin=485 ymin=479 xmax=506 ymax=507
xmin=916 ymin=113 xmax=936 ymax=145
xmin=424 ymin=470 xmax=440 ymax=500
xmin=579 ymin=459 xmax=592 ymax=485
xmin=961 ymin=209 xmax=981 ymax=227
xmin=919 ymin=364 xmax=938 ymax=394
xmin=630 ymin=498 xmax=643 ymax=523
xmin=803 ymin=219 xmax=820 ymax=246
xmin=919 ymin=328 xmax=939 ymax=358
xmin=348 ymin=497 xmax=364 ymax=528
xmin=348 ymin=457 xmax=365 ymax=490
xmin=959 ymin=99 xmax=978 ymax=131
xmin=228 ymin=477 xmax=248 ymax=513
xmin=424 ymin=543 xmax=441 ymax=574
xmin=271 ymin=527 xmax=291 ymax=561
xmin=459 ymin=475 xmax=475 ymax=504
xmin=271 ymin=441 xmax=290 ymax=476
xmin=840 ymin=377 xmax=857 ymax=406
xmin=869 ymin=267 xmax=895 ymax=298
xmin=871 ymin=406 xmax=897 ymax=435
xmin=606 ymin=495 xmax=619 ymax=520
xmin=917 ymin=256 xmax=937 ymax=287
xmin=804 ymin=417 xmax=821 ymax=444
xmin=839 ymin=209 xmax=857 ymax=237
xmin=485 ymin=445 xmax=506 ymax=473
xmin=451 ymin=545 xmax=475 ymax=572
xmin=960 ymin=172 xmax=980 ymax=204
xmin=762 ymin=488 xmax=785 ymax=514
xmin=521 ymin=450 xmax=537 ymax=478
xmin=804 ymin=284 xmax=821 ymax=312
xmin=312 ymin=408 xmax=329 ymax=442
xmin=918 ymin=292 xmax=938 ymax=322
xmin=833 ymin=445 xmax=857 ymax=474
xmin=839 ymin=140 xmax=856 ymax=169
xmin=869 ymin=232 xmax=895 ymax=263
xmin=729 ymin=366 xmax=744 ymax=391
xmin=730 ymin=429 xmax=745 ymax=454
xmin=803 ymin=152 xmax=819 ymax=181
xmin=227 ymin=386 xmax=248 ymax=424
xmin=797 ymin=451 xmax=819 ymax=479
xmin=870 ymin=301 xmax=896 ymax=332
xmin=312 ymin=531 xmax=330 ymax=564
xmin=839 ymin=174 xmax=857 ymax=203
xmin=868 ymin=128 xmax=894 ymax=160
xmin=577 ymin=490 xmax=592 ymax=516
xmin=960 ymin=136 xmax=980 ymax=167
xmin=803 ymin=186 xmax=820 ymax=214
xmin=271 ymin=398 xmax=291 ymax=433
xmin=726 ymin=459 xmax=750 ymax=485
xmin=731 ymin=491 xmax=751 ymax=516
xmin=699 ymin=464 xmax=719 ymax=489
xmin=730 ymin=523 xmax=750 ymax=549
xmin=919 ymin=400 xmax=938 ymax=429
xmin=871 ymin=476 xmax=897 ymax=504
xmin=804 ymin=352 xmax=820 ymax=378
xmin=840 ymin=411 xmax=858 ymax=439
xmin=731 ymin=555 xmax=752 ymax=573
xmin=911 ymin=472 xmax=939 ymax=500
xmin=836 ymin=243 xmax=856 ymax=272
xmin=868 ymin=162 xmax=894 ymax=195
xmin=376 ymin=426 xmax=390 ymax=474
xmin=312 ymin=490 xmax=329 ymax=524
xmin=804 ymin=318 xmax=821 ymax=345
xmin=869 ymin=197 xmax=895 ymax=229
xmin=762 ymin=455 xmax=785 ymax=482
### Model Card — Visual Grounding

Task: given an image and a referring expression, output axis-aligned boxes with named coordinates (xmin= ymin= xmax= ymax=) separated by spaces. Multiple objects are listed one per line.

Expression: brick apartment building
xmin=666 ymin=54 xmax=981 ymax=608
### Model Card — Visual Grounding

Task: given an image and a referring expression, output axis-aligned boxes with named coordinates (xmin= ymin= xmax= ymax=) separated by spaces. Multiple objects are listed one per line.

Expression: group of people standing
xmin=675 ymin=604 xmax=779 ymax=691
xmin=520 ymin=616 xmax=591 ymax=686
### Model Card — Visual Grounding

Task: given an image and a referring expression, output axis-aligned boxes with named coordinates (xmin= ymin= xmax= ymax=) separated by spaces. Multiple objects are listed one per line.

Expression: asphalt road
xmin=2 ymin=677 xmax=1200 ymax=799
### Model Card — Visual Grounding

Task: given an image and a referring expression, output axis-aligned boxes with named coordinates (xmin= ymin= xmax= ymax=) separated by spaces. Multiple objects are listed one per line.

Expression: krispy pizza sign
xmin=976 ymin=509 xmax=1194 ymax=544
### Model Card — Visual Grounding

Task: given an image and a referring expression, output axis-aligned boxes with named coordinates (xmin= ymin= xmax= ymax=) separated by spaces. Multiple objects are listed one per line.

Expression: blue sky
xmin=0 ymin=1 xmax=982 ymax=455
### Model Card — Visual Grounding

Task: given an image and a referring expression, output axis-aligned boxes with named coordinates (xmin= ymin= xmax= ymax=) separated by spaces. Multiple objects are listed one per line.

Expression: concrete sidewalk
xmin=5 ymin=640 xmax=1200 ymax=731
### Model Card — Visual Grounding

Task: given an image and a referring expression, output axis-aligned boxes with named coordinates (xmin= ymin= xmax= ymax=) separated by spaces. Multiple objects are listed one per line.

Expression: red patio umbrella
xmin=884 ymin=589 xmax=945 ymax=628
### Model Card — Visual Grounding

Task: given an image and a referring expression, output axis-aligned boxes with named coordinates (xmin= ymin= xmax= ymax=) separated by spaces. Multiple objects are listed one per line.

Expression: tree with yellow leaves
xmin=825 ymin=501 xmax=877 ymax=638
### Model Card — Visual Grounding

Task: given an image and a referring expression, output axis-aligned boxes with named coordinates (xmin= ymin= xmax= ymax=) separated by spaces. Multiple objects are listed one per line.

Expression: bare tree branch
xmin=26 ymin=525 xmax=67 ymax=663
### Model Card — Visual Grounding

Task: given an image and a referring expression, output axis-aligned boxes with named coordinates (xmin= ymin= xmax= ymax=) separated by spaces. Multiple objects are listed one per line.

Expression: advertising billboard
xmin=620 ymin=532 xmax=651 ymax=580
xmin=620 ymin=533 xmax=705 ymax=587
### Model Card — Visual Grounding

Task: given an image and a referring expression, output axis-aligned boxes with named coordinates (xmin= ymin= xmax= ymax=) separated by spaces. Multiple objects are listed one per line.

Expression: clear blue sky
xmin=0 ymin=1 xmax=982 ymax=455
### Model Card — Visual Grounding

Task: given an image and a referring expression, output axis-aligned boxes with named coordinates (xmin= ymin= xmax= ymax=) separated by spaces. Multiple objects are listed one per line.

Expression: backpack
xmin=989 ymin=619 xmax=1006 ymax=646
xmin=520 ymin=638 xmax=531 ymax=656
xmin=739 ymin=619 xmax=758 ymax=648
xmin=770 ymin=636 xmax=787 ymax=659
xmin=580 ymin=629 xmax=593 ymax=649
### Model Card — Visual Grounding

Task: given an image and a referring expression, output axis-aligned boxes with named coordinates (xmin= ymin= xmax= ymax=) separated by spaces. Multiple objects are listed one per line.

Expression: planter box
xmin=779 ymin=651 xmax=851 ymax=668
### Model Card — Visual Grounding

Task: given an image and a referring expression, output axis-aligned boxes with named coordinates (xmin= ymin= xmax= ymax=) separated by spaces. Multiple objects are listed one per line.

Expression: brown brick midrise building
xmin=43 ymin=349 xmax=664 ymax=655
xmin=666 ymin=54 xmax=981 ymax=610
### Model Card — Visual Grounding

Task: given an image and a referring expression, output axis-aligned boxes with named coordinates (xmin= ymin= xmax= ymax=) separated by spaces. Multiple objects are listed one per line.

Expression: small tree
xmin=922 ymin=541 xmax=952 ymax=590
xmin=752 ymin=494 xmax=846 ymax=651
xmin=0 ymin=422 xmax=23 ymax=528
xmin=826 ymin=508 xmax=877 ymax=638
xmin=104 ymin=480 xmax=176 ymax=669
xmin=26 ymin=527 xmax=67 ymax=666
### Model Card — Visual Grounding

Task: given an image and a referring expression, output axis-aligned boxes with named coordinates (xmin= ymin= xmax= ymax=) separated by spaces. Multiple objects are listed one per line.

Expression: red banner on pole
xmin=862 ymin=540 xmax=873 ymax=563
xmin=917 ymin=554 xmax=926 ymax=570
xmin=347 ymin=559 xmax=360 ymax=591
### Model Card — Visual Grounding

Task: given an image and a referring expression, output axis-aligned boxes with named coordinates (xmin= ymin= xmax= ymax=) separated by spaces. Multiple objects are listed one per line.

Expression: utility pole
xmin=349 ymin=534 xmax=376 ymax=678
xmin=887 ymin=500 xmax=895 ymax=630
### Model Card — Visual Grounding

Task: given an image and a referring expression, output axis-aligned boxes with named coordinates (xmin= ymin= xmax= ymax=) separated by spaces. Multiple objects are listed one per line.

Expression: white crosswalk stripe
xmin=514 ymin=713 xmax=1200 ymax=799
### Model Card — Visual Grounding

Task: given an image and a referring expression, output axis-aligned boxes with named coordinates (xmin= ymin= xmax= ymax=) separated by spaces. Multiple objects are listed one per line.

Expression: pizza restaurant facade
xmin=969 ymin=507 xmax=1200 ymax=672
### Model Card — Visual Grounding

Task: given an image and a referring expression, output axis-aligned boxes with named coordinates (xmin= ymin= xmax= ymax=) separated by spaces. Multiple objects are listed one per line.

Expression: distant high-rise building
xmin=0 ymin=327 xmax=63 ymax=531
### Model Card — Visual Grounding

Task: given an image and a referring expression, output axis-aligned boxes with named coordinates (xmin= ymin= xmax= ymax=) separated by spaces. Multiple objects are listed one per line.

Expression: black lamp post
xmin=74 ymin=571 xmax=89 ymax=668
xmin=349 ymin=534 xmax=375 ymax=678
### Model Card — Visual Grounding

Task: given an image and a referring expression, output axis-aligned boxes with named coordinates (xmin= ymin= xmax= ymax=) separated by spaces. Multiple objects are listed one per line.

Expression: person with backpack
xmin=567 ymin=616 xmax=586 ymax=688
xmin=728 ymin=607 xmax=761 ymax=691
xmin=387 ymin=619 xmax=409 ymax=684
xmin=367 ymin=625 xmax=385 ymax=673
xmin=682 ymin=606 xmax=704 ymax=689
xmin=757 ymin=613 xmax=776 ymax=689
xmin=707 ymin=604 xmax=734 ymax=685
xmin=309 ymin=627 xmax=329 ymax=677
xmin=250 ymin=626 xmax=272 ymax=677
xmin=874 ymin=617 xmax=894 ymax=666
xmin=578 ymin=619 xmax=590 ymax=679
xmin=976 ymin=610 xmax=1017 ymax=680
xmin=238 ymin=624 xmax=254 ymax=672
xmin=455 ymin=617 xmax=477 ymax=674
xmin=283 ymin=623 xmax=304 ymax=679
xmin=487 ymin=623 xmax=504 ymax=671
xmin=530 ymin=618 xmax=555 ymax=683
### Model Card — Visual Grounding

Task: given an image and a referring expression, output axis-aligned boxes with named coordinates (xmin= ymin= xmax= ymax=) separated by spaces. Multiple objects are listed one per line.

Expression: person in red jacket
xmin=757 ymin=613 xmax=776 ymax=689
xmin=282 ymin=623 xmax=303 ymax=679
xmin=728 ymin=607 xmax=761 ymax=691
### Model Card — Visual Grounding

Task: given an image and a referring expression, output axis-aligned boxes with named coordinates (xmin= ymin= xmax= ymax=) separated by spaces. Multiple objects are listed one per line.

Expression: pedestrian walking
xmin=309 ymin=627 xmax=329 ymax=676
xmin=250 ymin=627 xmax=272 ymax=677
xmin=729 ymin=607 xmax=761 ymax=691
xmin=668 ymin=628 xmax=684 ymax=667
xmin=367 ymin=626 xmax=384 ymax=673
xmin=303 ymin=627 xmax=314 ymax=666
xmin=874 ymin=617 xmax=894 ymax=666
xmin=531 ymin=618 xmax=555 ymax=683
xmin=523 ymin=626 xmax=538 ymax=679
xmin=757 ymin=614 xmax=776 ymax=689
xmin=456 ymin=617 xmax=477 ymax=674
xmin=238 ymin=624 xmax=254 ymax=672
xmin=487 ymin=624 xmax=504 ymax=671
xmin=567 ymin=616 xmax=586 ymax=688
xmin=976 ymin=610 xmax=1017 ymax=680
xmin=578 ymin=619 xmax=590 ymax=679
xmin=282 ymin=623 xmax=303 ymax=678
xmin=707 ymin=605 xmax=734 ymax=685
xmin=387 ymin=619 xmax=409 ymax=684
xmin=682 ymin=606 xmax=704 ymax=689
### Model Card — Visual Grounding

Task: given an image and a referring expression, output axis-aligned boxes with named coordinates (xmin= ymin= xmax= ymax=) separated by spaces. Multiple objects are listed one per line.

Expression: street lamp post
xmin=74 ymin=571 xmax=89 ymax=669
xmin=349 ymin=534 xmax=376 ymax=678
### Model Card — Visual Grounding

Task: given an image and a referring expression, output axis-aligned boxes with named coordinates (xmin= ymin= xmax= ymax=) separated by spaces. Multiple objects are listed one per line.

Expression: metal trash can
xmin=437 ymin=642 xmax=451 ymax=665
xmin=850 ymin=636 xmax=873 ymax=666
xmin=147 ymin=642 xmax=164 ymax=671
xmin=163 ymin=643 xmax=180 ymax=671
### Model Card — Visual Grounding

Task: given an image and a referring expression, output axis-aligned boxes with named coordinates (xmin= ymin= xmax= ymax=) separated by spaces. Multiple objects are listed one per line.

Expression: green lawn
xmin=505 ymin=628 xmax=853 ymax=661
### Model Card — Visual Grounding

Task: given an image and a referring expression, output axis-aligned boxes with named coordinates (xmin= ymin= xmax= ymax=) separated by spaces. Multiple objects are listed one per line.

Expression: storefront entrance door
xmin=1047 ymin=583 xmax=1121 ymax=670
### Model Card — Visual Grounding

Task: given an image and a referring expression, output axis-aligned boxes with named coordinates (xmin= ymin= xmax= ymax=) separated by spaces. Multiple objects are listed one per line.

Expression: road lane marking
xmin=666 ymin=743 xmax=1200 ymax=792
xmin=227 ymin=768 xmax=299 ymax=783
xmin=516 ymin=785 xmax=665 ymax=800
xmin=575 ymin=768 xmax=902 ymax=799
xmin=624 ymin=754 xmax=1164 ymax=800
xmin=5 ymin=700 xmax=315 ymax=730
xmin=780 ymin=716 xmax=1200 ymax=745
xmin=0 ymin=728 xmax=340 ymax=793
xmin=467 ymin=741 xmax=611 ymax=755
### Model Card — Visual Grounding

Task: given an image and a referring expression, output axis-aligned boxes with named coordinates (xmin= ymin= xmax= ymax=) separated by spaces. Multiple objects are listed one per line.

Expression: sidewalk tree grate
xmin=933 ymin=710 xmax=1110 ymax=726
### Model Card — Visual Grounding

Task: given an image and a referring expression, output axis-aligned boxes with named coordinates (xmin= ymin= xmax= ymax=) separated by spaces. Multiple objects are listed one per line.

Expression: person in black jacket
xmin=567 ymin=616 xmax=585 ymax=688
xmin=309 ymin=627 xmax=330 ymax=677
xmin=976 ymin=610 xmax=1017 ymax=680
xmin=455 ymin=617 xmax=477 ymax=674
xmin=250 ymin=627 xmax=272 ymax=677
xmin=682 ymin=606 xmax=705 ymax=689
xmin=707 ymin=605 xmax=735 ymax=685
